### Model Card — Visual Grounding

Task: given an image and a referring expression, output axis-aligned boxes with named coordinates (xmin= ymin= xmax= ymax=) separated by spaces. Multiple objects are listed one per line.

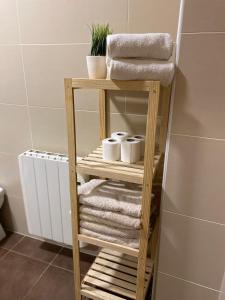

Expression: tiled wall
xmin=0 ymin=0 xmax=180 ymax=234
xmin=156 ymin=0 xmax=225 ymax=299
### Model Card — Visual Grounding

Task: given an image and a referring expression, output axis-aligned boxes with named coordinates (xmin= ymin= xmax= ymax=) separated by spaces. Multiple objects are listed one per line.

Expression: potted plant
xmin=86 ymin=24 xmax=112 ymax=79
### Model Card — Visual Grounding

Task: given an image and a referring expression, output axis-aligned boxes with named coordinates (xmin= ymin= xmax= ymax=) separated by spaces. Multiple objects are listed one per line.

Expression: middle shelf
xmin=76 ymin=146 xmax=161 ymax=184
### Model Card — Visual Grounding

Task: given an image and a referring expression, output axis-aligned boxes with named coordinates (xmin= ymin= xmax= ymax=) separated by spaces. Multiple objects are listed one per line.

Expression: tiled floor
xmin=0 ymin=231 xmax=94 ymax=300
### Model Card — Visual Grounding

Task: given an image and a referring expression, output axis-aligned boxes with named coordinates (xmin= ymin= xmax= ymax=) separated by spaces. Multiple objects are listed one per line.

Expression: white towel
xmin=80 ymin=205 xmax=141 ymax=229
xmin=80 ymin=228 xmax=139 ymax=249
xmin=80 ymin=220 xmax=139 ymax=239
xmin=108 ymin=58 xmax=175 ymax=87
xmin=107 ymin=33 xmax=173 ymax=60
xmin=78 ymin=179 xmax=143 ymax=218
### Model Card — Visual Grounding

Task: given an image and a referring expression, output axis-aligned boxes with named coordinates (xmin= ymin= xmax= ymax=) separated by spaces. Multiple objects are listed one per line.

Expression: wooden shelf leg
xmin=99 ymin=89 xmax=107 ymax=141
xmin=64 ymin=79 xmax=81 ymax=300
xmin=159 ymin=85 xmax=171 ymax=154
xmin=136 ymin=83 xmax=160 ymax=300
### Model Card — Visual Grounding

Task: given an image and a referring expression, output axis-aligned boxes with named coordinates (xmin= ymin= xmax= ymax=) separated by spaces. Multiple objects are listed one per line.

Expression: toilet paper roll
xmin=102 ymin=138 xmax=121 ymax=161
xmin=121 ymin=138 xmax=141 ymax=163
xmin=111 ymin=131 xmax=129 ymax=142
xmin=132 ymin=135 xmax=145 ymax=157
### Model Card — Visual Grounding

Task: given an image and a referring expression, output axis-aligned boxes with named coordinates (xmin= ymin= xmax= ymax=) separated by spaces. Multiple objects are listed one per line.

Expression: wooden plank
xmin=102 ymin=249 xmax=153 ymax=268
xmin=136 ymin=81 xmax=160 ymax=300
xmin=78 ymin=234 xmax=139 ymax=257
xmin=81 ymin=284 xmax=125 ymax=300
xmin=159 ymin=85 xmax=171 ymax=153
xmin=76 ymin=164 xmax=143 ymax=184
xmin=71 ymin=78 xmax=158 ymax=91
xmin=95 ymin=257 xmax=140 ymax=278
xmin=64 ymin=78 xmax=81 ymax=300
xmin=83 ymin=156 xmax=144 ymax=170
xmin=88 ymin=269 xmax=137 ymax=292
xmin=99 ymin=89 xmax=107 ymax=141
xmin=78 ymin=159 xmax=144 ymax=174
xmin=91 ymin=263 xmax=138 ymax=285
xmin=98 ymin=252 xmax=140 ymax=270
xmin=83 ymin=276 xmax=136 ymax=299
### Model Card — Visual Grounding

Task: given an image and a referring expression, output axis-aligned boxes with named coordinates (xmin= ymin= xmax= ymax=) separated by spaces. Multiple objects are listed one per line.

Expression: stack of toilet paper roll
xmin=102 ymin=132 xmax=145 ymax=163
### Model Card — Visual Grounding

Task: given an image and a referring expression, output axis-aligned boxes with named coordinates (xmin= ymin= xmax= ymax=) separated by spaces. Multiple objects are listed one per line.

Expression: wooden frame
xmin=65 ymin=78 xmax=170 ymax=300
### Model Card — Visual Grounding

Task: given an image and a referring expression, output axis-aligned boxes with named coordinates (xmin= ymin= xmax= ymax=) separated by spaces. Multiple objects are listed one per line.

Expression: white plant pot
xmin=86 ymin=56 xmax=107 ymax=79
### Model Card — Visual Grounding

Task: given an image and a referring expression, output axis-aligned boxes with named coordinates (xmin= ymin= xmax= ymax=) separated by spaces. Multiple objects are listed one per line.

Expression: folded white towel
xmin=80 ymin=205 xmax=141 ymax=229
xmin=108 ymin=58 xmax=175 ymax=87
xmin=80 ymin=228 xmax=139 ymax=249
xmin=80 ymin=220 xmax=139 ymax=239
xmin=78 ymin=179 xmax=143 ymax=218
xmin=107 ymin=33 xmax=173 ymax=60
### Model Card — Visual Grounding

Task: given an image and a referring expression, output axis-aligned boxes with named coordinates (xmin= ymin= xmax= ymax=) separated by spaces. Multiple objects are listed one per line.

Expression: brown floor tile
xmin=13 ymin=236 xmax=61 ymax=263
xmin=0 ymin=252 xmax=47 ymax=300
xmin=52 ymin=247 xmax=73 ymax=271
xmin=52 ymin=248 xmax=94 ymax=275
xmin=0 ymin=231 xmax=24 ymax=250
xmin=0 ymin=248 xmax=7 ymax=258
xmin=25 ymin=266 xmax=75 ymax=300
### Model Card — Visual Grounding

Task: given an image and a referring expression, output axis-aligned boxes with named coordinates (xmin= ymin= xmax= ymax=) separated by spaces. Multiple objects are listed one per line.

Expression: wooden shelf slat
xmin=78 ymin=234 xmax=139 ymax=257
xmin=76 ymin=146 xmax=161 ymax=184
xmin=71 ymin=78 xmax=159 ymax=91
xmin=81 ymin=249 xmax=153 ymax=300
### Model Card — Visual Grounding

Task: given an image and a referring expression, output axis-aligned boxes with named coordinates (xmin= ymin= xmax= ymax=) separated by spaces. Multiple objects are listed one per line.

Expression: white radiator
xmin=18 ymin=150 xmax=88 ymax=245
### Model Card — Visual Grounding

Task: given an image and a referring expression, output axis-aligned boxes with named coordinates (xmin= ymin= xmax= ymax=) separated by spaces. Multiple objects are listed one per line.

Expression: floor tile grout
xmin=22 ymin=264 xmax=51 ymax=300
xmin=10 ymin=249 xmax=50 ymax=265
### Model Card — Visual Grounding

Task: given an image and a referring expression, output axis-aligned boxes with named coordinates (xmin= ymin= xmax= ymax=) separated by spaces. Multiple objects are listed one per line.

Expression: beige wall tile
xmin=29 ymin=107 xmax=67 ymax=154
xmin=125 ymin=91 xmax=148 ymax=115
xmin=164 ymin=135 xmax=225 ymax=224
xmin=0 ymin=154 xmax=22 ymax=198
xmin=171 ymin=33 xmax=225 ymax=139
xmin=156 ymin=272 xmax=222 ymax=300
xmin=125 ymin=114 xmax=147 ymax=135
xmin=23 ymin=44 xmax=89 ymax=108
xmin=75 ymin=111 xmax=99 ymax=156
xmin=1 ymin=195 xmax=28 ymax=234
xmin=158 ymin=211 xmax=225 ymax=291
xmin=0 ymin=0 xmax=19 ymax=44
xmin=17 ymin=0 xmax=127 ymax=44
xmin=75 ymin=89 xmax=98 ymax=112
xmin=107 ymin=91 xmax=126 ymax=114
xmin=182 ymin=0 xmax=225 ymax=33
xmin=129 ymin=0 xmax=180 ymax=40
xmin=107 ymin=114 xmax=127 ymax=136
xmin=0 ymin=104 xmax=31 ymax=155
xmin=0 ymin=46 xmax=26 ymax=105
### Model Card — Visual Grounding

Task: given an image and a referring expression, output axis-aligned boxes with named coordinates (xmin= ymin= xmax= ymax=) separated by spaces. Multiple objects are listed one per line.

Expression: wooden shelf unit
xmin=64 ymin=78 xmax=171 ymax=300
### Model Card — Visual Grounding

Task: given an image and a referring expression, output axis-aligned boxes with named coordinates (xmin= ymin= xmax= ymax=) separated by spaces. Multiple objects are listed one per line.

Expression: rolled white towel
xmin=80 ymin=228 xmax=139 ymax=249
xmin=80 ymin=205 xmax=141 ymax=229
xmin=107 ymin=33 xmax=173 ymax=60
xmin=80 ymin=220 xmax=139 ymax=239
xmin=108 ymin=58 xmax=175 ymax=87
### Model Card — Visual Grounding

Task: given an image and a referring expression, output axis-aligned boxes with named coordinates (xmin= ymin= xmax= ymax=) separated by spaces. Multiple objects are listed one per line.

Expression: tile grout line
xmin=22 ymin=264 xmax=51 ymax=300
xmin=158 ymin=271 xmax=225 ymax=294
xmin=163 ymin=209 xmax=225 ymax=227
xmin=0 ymin=234 xmax=25 ymax=251
xmin=171 ymin=132 xmax=225 ymax=143
xmin=15 ymin=0 xmax=34 ymax=149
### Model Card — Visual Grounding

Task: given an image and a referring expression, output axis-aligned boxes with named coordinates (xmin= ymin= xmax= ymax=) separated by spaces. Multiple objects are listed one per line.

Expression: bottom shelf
xmin=81 ymin=248 xmax=153 ymax=300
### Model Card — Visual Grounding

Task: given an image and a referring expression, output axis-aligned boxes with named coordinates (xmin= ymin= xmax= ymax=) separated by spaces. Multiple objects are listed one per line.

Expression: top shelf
xmin=70 ymin=78 xmax=160 ymax=91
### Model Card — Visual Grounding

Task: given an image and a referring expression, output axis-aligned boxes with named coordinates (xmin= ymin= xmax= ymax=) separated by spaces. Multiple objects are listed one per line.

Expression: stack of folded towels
xmin=78 ymin=179 xmax=152 ymax=249
xmin=106 ymin=33 xmax=175 ymax=86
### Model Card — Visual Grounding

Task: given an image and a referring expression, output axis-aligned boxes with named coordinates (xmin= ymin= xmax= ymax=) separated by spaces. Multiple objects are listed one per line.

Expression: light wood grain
xmin=78 ymin=234 xmax=139 ymax=257
xmin=72 ymin=78 xmax=159 ymax=91
xmin=81 ymin=284 xmax=125 ymax=300
xmin=136 ymin=81 xmax=160 ymax=300
xmin=159 ymin=85 xmax=171 ymax=153
xmin=64 ymin=78 xmax=81 ymax=300
xmin=99 ymin=89 xmax=107 ymax=141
